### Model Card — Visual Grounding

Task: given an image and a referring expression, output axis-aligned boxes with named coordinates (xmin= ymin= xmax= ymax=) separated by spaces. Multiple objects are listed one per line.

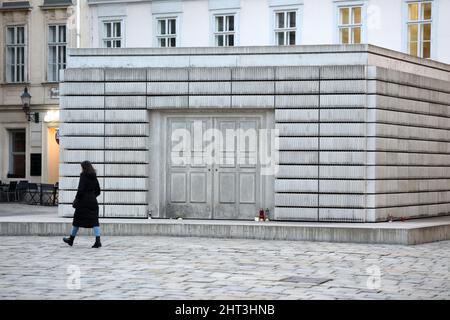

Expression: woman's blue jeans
xmin=71 ymin=226 xmax=101 ymax=237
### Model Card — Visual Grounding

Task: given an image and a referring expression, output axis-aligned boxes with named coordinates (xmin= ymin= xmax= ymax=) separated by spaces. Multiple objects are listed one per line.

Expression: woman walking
xmin=63 ymin=160 xmax=102 ymax=248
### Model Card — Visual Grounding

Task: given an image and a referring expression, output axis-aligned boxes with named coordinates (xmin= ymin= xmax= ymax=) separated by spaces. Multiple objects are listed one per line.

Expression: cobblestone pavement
xmin=0 ymin=236 xmax=448 ymax=300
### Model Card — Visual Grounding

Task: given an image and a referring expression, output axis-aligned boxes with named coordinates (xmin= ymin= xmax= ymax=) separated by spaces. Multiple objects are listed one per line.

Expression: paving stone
xmin=0 ymin=236 xmax=448 ymax=299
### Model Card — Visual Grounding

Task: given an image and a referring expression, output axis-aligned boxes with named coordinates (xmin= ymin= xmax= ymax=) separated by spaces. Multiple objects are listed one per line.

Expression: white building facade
xmin=82 ymin=0 xmax=450 ymax=64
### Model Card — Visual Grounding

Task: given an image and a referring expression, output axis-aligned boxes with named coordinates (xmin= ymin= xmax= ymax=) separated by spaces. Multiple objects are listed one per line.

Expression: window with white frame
xmin=157 ymin=17 xmax=177 ymax=47
xmin=103 ymin=20 xmax=122 ymax=48
xmin=274 ymin=10 xmax=297 ymax=45
xmin=48 ymin=25 xmax=67 ymax=82
xmin=338 ymin=6 xmax=362 ymax=44
xmin=6 ymin=26 xmax=26 ymax=83
xmin=214 ymin=14 xmax=235 ymax=47
xmin=407 ymin=1 xmax=432 ymax=58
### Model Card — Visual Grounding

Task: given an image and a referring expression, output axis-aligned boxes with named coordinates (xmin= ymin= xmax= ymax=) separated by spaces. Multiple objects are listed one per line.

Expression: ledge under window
xmin=40 ymin=0 xmax=73 ymax=9
xmin=0 ymin=1 xmax=31 ymax=11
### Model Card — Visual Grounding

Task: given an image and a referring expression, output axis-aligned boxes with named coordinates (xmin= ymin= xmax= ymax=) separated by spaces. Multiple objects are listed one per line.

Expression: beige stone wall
xmin=0 ymin=0 xmax=76 ymax=183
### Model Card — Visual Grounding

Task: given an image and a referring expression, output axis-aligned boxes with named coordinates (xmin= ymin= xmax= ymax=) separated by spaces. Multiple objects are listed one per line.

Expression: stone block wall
xmin=59 ymin=68 xmax=149 ymax=218
xmin=59 ymin=63 xmax=450 ymax=222
xmin=367 ymin=67 xmax=450 ymax=221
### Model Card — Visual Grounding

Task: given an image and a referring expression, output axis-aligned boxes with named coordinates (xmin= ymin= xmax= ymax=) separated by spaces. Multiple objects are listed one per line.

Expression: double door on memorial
xmin=165 ymin=116 xmax=261 ymax=220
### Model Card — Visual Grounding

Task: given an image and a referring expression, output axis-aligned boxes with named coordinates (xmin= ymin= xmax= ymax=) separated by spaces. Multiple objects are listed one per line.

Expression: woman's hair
xmin=81 ymin=160 xmax=96 ymax=176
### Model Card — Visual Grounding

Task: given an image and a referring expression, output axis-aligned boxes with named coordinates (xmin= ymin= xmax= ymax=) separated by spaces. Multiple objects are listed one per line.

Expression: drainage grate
xmin=279 ymin=276 xmax=332 ymax=286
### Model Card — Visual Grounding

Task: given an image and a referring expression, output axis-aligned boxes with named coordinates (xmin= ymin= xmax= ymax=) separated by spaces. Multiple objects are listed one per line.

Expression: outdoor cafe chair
xmin=25 ymin=183 xmax=40 ymax=205
xmin=5 ymin=181 xmax=18 ymax=202
xmin=16 ymin=180 xmax=29 ymax=202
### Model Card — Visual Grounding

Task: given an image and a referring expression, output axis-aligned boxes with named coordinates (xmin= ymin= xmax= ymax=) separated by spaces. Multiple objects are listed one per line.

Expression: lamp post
xmin=21 ymin=87 xmax=38 ymax=123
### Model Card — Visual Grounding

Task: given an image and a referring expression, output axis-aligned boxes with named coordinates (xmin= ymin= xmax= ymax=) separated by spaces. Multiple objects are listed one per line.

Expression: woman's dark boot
xmin=63 ymin=236 xmax=75 ymax=246
xmin=92 ymin=236 xmax=102 ymax=248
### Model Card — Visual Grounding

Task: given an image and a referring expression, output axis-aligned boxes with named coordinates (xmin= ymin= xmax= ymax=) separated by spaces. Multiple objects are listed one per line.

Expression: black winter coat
xmin=72 ymin=172 xmax=101 ymax=228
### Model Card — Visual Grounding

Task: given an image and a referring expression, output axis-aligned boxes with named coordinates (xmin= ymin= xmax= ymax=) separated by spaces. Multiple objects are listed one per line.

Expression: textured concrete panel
xmin=275 ymin=194 xmax=318 ymax=207
xmin=61 ymin=150 xmax=104 ymax=163
xmin=321 ymin=65 xmax=366 ymax=79
xmin=104 ymin=164 xmax=148 ymax=176
xmin=319 ymin=194 xmax=365 ymax=208
xmin=63 ymin=68 xmax=104 ymax=81
xmin=104 ymin=178 xmax=148 ymax=190
xmin=60 ymin=110 xmax=104 ymax=122
xmin=279 ymin=151 xmax=318 ymax=164
xmin=189 ymin=67 xmax=232 ymax=81
xmin=320 ymin=138 xmax=366 ymax=150
xmin=320 ymin=80 xmax=366 ymax=94
xmin=319 ymin=165 xmax=366 ymax=179
xmin=374 ymin=81 xmax=450 ymax=105
xmin=277 ymin=165 xmax=318 ymax=178
xmin=103 ymin=191 xmax=147 ymax=204
xmin=320 ymin=109 xmax=366 ymax=122
xmin=274 ymin=207 xmax=318 ymax=221
xmin=279 ymin=137 xmax=318 ymax=150
xmin=105 ymin=96 xmax=147 ymax=109
xmin=189 ymin=96 xmax=230 ymax=108
xmin=103 ymin=205 xmax=148 ymax=218
xmin=320 ymin=180 xmax=365 ymax=193
xmin=105 ymin=82 xmax=147 ymax=95
xmin=147 ymin=68 xmax=189 ymax=81
xmin=60 ymin=82 xmax=104 ymax=96
xmin=105 ymin=137 xmax=148 ymax=149
xmin=147 ymin=82 xmax=189 ymax=95
xmin=60 ymin=123 xmax=105 ymax=136
xmin=277 ymin=123 xmax=318 ymax=136
xmin=321 ymin=94 xmax=366 ymax=108
xmin=231 ymin=95 xmax=274 ymax=108
xmin=275 ymin=95 xmax=319 ymax=108
xmin=275 ymin=66 xmax=320 ymax=80
xmin=105 ymin=110 xmax=149 ymax=122
xmin=319 ymin=151 xmax=366 ymax=165
xmin=232 ymin=81 xmax=275 ymax=94
xmin=189 ymin=82 xmax=231 ymax=95
xmin=275 ymin=179 xmax=318 ymax=192
xmin=275 ymin=81 xmax=319 ymax=94
xmin=275 ymin=109 xmax=319 ymax=122
xmin=105 ymin=123 xmax=149 ymax=136
xmin=105 ymin=150 xmax=148 ymax=163
xmin=148 ymin=96 xmax=188 ymax=109
xmin=60 ymin=96 xmax=104 ymax=109
xmin=319 ymin=208 xmax=366 ymax=222
xmin=105 ymin=68 xmax=147 ymax=81
xmin=232 ymin=67 xmax=275 ymax=80
xmin=320 ymin=123 xmax=366 ymax=136
xmin=60 ymin=136 xmax=104 ymax=149
xmin=371 ymin=66 xmax=450 ymax=93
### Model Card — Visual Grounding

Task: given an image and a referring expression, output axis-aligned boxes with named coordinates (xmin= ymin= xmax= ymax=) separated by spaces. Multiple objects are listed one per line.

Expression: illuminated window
xmin=407 ymin=1 xmax=432 ymax=58
xmin=338 ymin=6 xmax=362 ymax=44
xmin=274 ymin=11 xmax=297 ymax=45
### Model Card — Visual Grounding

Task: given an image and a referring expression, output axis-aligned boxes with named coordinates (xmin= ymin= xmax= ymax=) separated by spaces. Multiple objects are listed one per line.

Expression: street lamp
xmin=20 ymin=87 xmax=39 ymax=123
